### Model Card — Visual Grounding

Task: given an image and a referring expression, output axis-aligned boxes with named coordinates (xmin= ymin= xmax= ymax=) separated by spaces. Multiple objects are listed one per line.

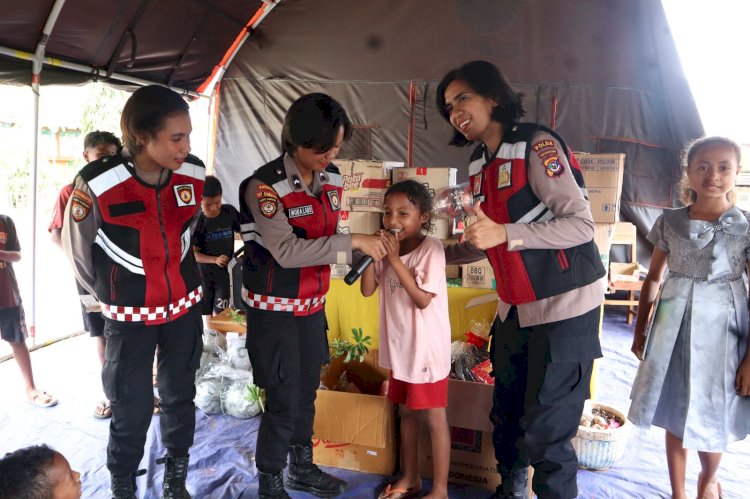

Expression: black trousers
xmin=245 ymin=307 xmax=328 ymax=473
xmin=490 ymin=306 xmax=601 ymax=499
xmin=102 ymin=306 xmax=203 ymax=475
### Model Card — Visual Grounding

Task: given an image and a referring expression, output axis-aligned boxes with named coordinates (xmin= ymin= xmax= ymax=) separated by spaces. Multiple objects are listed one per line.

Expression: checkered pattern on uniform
xmin=101 ymin=286 xmax=203 ymax=323
xmin=242 ymin=288 xmax=325 ymax=314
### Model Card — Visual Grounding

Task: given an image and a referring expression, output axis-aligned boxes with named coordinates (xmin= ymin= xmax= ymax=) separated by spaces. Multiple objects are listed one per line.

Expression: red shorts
xmin=386 ymin=375 xmax=448 ymax=410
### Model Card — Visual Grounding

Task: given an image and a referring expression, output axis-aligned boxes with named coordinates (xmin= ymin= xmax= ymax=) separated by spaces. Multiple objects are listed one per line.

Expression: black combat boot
xmin=488 ymin=467 xmax=529 ymax=499
xmin=285 ymin=443 xmax=347 ymax=497
xmin=157 ymin=455 xmax=191 ymax=499
xmin=258 ymin=470 xmax=291 ymax=499
xmin=111 ymin=469 xmax=146 ymax=499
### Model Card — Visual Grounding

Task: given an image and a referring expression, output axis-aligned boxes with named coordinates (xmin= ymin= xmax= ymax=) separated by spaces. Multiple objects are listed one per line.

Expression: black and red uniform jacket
xmin=239 ymin=156 xmax=342 ymax=316
xmin=470 ymin=123 xmax=605 ymax=304
xmin=72 ymin=154 xmax=205 ymax=324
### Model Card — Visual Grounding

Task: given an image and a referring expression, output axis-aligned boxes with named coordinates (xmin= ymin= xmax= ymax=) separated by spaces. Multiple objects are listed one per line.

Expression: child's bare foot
xmin=697 ymin=472 xmax=723 ymax=499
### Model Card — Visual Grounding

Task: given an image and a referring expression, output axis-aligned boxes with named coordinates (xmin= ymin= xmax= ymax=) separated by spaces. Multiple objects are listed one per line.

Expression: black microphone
xmin=343 ymin=228 xmax=399 ymax=285
xmin=344 ymin=255 xmax=373 ymax=285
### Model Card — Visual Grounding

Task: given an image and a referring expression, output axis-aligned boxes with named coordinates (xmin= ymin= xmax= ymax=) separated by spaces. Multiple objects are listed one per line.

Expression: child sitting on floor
xmin=0 ymin=444 xmax=81 ymax=498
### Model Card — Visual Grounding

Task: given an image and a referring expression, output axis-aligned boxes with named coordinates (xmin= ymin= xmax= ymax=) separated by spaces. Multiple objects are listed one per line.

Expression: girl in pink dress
xmin=361 ymin=179 xmax=452 ymax=499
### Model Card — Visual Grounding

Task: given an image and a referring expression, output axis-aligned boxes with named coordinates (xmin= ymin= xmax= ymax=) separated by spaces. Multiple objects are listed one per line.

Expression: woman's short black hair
xmin=0 ymin=444 xmax=57 ymax=499
xmin=436 ymin=60 xmax=526 ymax=146
xmin=281 ymin=93 xmax=353 ymax=156
xmin=385 ymin=179 xmax=434 ymax=233
xmin=120 ymin=85 xmax=190 ymax=155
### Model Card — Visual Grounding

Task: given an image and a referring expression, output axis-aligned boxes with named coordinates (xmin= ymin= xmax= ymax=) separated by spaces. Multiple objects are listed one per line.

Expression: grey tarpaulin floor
xmin=1 ymin=310 xmax=748 ymax=498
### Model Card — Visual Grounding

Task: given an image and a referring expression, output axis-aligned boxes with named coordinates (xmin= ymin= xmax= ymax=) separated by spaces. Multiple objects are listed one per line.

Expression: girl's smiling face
xmin=382 ymin=191 xmax=429 ymax=242
xmin=687 ymin=143 xmax=739 ymax=202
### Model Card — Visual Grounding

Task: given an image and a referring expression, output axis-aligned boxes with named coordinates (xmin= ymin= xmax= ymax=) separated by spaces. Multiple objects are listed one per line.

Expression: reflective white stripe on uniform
xmin=175 ymin=160 xmax=205 ymax=180
xmin=180 ymin=228 xmax=191 ymax=261
xmin=240 ymin=222 xmax=265 ymax=247
xmin=327 ymin=172 xmax=342 ymax=187
xmin=88 ymin=164 xmax=131 ymax=196
xmin=272 ymin=178 xmax=293 ymax=198
xmin=468 ymin=157 xmax=484 ymax=176
xmin=498 ymin=141 xmax=526 ymax=160
xmin=94 ymin=229 xmax=145 ymax=275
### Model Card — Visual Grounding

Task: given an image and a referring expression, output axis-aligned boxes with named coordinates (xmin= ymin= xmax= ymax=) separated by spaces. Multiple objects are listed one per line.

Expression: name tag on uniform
xmin=288 ymin=205 xmax=314 ymax=218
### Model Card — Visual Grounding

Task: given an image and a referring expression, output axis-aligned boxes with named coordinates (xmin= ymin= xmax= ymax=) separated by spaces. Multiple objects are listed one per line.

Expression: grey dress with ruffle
xmin=628 ymin=206 xmax=750 ymax=451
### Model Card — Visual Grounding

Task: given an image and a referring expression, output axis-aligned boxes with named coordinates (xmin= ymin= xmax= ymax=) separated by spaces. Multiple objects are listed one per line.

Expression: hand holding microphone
xmin=344 ymin=229 xmax=399 ymax=285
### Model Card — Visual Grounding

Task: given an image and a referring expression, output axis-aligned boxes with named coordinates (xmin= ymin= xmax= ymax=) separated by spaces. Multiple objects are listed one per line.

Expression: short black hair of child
xmin=0 ymin=444 xmax=57 ymax=499
xmin=281 ymin=93 xmax=353 ymax=156
xmin=436 ymin=60 xmax=526 ymax=147
xmin=83 ymin=130 xmax=122 ymax=151
xmin=203 ymin=175 xmax=222 ymax=197
xmin=120 ymin=85 xmax=190 ymax=155
xmin=385 ymin=179 xmax=434 ymax=233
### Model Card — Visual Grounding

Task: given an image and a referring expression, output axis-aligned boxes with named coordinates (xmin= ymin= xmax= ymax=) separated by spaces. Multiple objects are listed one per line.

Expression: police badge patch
xmin=543 ymin=155 xmax=564 ymax=178
xmin=256 ymin=184 xmax=279 ymax=219
xmin=173 ymin=184 xmax=196 ymax=207
xmin=71 ymin=189 xmax=93 ymax=222
xmin=327 ymin=190 xmax=341 ymax=211
xmin=497 ymin=161 xmax=512 ymax=189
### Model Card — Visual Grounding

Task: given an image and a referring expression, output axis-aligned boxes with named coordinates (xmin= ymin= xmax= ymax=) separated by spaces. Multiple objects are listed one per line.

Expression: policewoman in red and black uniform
xmin=239 ymin=93 xmax=386 ymax=499
xmin=438 ymin=61 xmax=605 ymax=499
xmin=62 ymin=86 xmax=204 ymax=499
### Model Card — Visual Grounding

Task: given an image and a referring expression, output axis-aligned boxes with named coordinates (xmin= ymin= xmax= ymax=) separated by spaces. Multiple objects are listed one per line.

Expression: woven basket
xmin=572 ymin=402 xmax=631 ymax=471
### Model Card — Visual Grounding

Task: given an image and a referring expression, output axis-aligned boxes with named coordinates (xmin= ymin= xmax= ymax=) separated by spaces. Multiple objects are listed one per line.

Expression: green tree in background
xmin=80 ymin=83 xmax=129 ymax=138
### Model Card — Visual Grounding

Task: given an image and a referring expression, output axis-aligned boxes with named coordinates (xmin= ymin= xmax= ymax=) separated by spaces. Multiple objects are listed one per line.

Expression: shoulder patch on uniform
xmin=543 ymin=155 xmax=565 ymax=178
xmin=326 ymin=190 xmax=341 ymax=211
xmin=71 ymin=189 xmax=93 ymax=222
xmin=174 ymin=184 xmax=196 ymax=207
xmin=256 ymin=184 xmax=279 ymax=219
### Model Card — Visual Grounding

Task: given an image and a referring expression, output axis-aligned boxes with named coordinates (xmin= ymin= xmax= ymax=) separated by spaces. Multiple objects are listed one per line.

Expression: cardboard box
xmin=392 ymin=167 xmax=457 ymax=239
xmin=593 ymin=223 xmax=616 ymax=293
xmin=461 ymin=259 xmax=495 ymax=289
xmin=418 ymin=379 xmax=500 ymax=491
xmin=337 ymin=211 xmax=382 ymax=235
xmin=334 ymin=160 xmax=402 ymax=212
xmin=609 ymin=262 xmax=640 ymax=282
xmin=313 ymin=352 xmax=397 ymax=475
xmin=577 ymin=153 xmax=626 ymax=223
xmin=330 ymin=264 xmax=350 ymax=279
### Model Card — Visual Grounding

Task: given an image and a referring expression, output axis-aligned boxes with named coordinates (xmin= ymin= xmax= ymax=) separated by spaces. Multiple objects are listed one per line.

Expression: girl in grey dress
xmin=629 ymin=136 xmax=750 ymax=499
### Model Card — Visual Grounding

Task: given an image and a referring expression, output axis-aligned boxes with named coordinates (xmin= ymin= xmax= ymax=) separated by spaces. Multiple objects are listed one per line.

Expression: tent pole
xmin=196 ymin=0 xmax=282 ymax=95
xmin=27 ymin=0 xmax=68 ymax=343
xmin=0 ymin=46 xmax=205 ymax=100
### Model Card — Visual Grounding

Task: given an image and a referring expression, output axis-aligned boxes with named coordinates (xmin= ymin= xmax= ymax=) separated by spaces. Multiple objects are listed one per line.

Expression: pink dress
xmin=374 ymin=236 xmax=451 ymax=383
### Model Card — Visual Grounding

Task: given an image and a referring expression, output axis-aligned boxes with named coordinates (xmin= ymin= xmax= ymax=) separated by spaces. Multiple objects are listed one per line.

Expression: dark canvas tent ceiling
xmin=214 ymin=0 xmax=704 ymax=261
xmin=0 ymin=0 xmax=266 ymax=91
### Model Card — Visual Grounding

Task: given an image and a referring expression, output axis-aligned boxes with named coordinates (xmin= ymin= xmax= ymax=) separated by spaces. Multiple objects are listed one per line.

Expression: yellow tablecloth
xmin=325 ymin=279 xmax=498 ymax=347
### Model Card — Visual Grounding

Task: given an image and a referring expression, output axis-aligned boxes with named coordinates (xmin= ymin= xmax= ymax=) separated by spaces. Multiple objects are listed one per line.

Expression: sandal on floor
xmin=153 ymin=395 xmax=161 ymax=416
xmin=377 ymin=483 xmax=420 ymax=499
xmin=93 ymin=399 xmax=112 ymax=419
xmin=26 ymin=391 xmax=58 ymax=408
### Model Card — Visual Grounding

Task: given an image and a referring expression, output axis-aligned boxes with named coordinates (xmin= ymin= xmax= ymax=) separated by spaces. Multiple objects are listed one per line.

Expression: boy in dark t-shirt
xmin=192 ymin=176 xmax=241 ymax=321
xmin=1 ymin=214 xmax=57 ymax=408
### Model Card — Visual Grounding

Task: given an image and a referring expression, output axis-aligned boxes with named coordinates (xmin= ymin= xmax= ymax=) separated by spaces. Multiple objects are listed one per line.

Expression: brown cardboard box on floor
xmin=461 ymin=259 xmax=496 ymax=289
xmin=577 ymin=153 xmax=626 ymax=223
xmin=313 ymin=351 xmax=397 ymax=475
xmin=418 ymin=378 xmax=500 ymax=491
